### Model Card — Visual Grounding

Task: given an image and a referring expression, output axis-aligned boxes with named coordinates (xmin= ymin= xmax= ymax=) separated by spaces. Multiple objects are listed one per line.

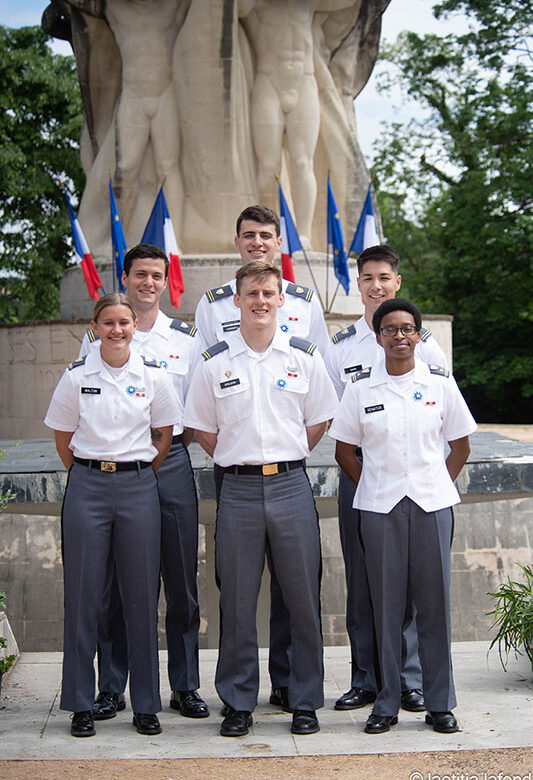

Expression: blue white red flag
xmin=327 ymin=178 xmax=350 ymax=295
xmin=349 ymin=184 xmax=379 ymax=256
xmin=109 ymin=180 xmax=126 ymax=292
xmin=141 ymin=187 xmax=185 ymax=308
xmin=278 ymin=184 xmax=300 ymax=283
xmin=63 ymin=190 xmax=102 ymax=301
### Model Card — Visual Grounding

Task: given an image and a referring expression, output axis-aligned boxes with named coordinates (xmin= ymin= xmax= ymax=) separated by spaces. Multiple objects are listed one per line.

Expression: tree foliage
xmin=0 ymin=25 xmax=83 ymax=323
xmin=372 ymin=0 xmax=533 ymax=422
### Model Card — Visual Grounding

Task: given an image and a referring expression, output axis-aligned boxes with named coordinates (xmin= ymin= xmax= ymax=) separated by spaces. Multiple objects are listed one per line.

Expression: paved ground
xmin=1 ymin=643 xmax=531 ymax=761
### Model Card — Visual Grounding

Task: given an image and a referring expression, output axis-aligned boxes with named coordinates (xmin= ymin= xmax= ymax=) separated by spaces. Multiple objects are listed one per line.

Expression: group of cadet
xmin=45 ymin=204 xmax=476 ymax=739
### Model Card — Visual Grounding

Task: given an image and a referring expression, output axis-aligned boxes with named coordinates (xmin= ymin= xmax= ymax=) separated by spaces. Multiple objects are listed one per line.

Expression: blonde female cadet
xmin=45 ymin=293 xmax=178 ymax=738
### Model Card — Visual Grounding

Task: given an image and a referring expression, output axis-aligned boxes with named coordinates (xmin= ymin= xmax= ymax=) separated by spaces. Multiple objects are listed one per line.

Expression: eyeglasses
xmin=380 ymin=324 xmax=418 ymax=337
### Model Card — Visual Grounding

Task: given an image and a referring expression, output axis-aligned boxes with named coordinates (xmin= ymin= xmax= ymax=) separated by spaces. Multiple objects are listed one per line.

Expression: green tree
xmin=371 ymin=0 xmax=533 ymax=422
xmin=0 ymin=25 xmax=83 ymax=323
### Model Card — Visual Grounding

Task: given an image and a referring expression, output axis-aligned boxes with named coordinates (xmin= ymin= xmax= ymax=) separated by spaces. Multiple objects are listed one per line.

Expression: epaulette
xmin=420 ymin=326 xmax=432 ymax=342
xmin=429 ymin=364 xmax=449 ymax=378
xmin=143 ymin=357 xmax=161 ymax=368
xmin=331 ymin=323 xmax=356 ymax=344
xmin=170 ymin=318 xmax=197 ymax=337
xmin=67 ymin=356 xmax=86 ymax=371
xmin=205 ymin=284 xmax=233 ymax=303
xmin=202 ymin=340 xmax=229 ymax=361
xmin=351 ymin=367 xmax=372 ymax=383
xmin=289 ymin=336 xmax=316 ymax=355
xmin=285 ymin=282 xmax=313 ymax=302
xmin=86 ymin=328 xmax=100 ymax=343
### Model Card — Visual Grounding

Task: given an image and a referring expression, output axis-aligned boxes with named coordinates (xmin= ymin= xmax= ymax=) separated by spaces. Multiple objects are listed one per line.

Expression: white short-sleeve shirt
xmin=44 ymin=348 xmax=179 ymax=462
xmin=328 ymin=358 xmax=477 ymax=513
xmin=194 ymin=278 xmax=330 ymax=357
xmin=325 ymin=316 xmax=448 ymax=399
xmin=79 ymin=311 xmax=203 ymax=434
xmin=184 ymin=329 xmax=338 ymax=467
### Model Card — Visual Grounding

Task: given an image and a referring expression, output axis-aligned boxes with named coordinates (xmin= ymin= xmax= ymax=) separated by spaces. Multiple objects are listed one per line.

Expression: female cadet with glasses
xmin=45 ymin=292 xmax=178 ymax=738
xmin=329 ymin=297 xmax=476 ymax=736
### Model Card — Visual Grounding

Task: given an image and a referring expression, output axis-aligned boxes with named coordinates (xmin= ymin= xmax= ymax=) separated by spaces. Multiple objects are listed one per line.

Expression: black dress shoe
xmin=220 ymin=709 xmax=253 ymax=737
xmin=334 ymin=687 xmax=376 ymax=710
xmin=425 ymin=711 xmax=459 ymax=733
xmin=269 ymin=686 xmax=292 ymax=713
xmin=71 ymin=710 xmax=95 ymax=737
xmin=401 ymin=688 xmax=425 ymax=712
xmin=170 ymin=690 xmax=209 ymax=718
xmin=93 ymin=691 xmax=126 ymax=720
xmin=364 ymin=713 xmax=398 ymax=734
xmin=132 ymin=712 xmax=162 ymax=735
xmin=291 ymin=710 xmax=320 ymax=735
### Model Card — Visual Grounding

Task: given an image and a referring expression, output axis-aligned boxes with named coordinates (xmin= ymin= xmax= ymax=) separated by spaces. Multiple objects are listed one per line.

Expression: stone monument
xmin=43 ymin=0 xmax=390 ymax=317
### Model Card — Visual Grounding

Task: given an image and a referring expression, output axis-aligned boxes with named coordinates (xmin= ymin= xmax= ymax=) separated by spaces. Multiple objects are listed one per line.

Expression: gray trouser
xmin=97 ymin=440 xmax=200 ymax=693
xmin=360 ymin=497 xmax=456 ymax=716
xmin=338 ymin=469 xmax=422 ymax=692
xmin=215 ymin=467 xmax=324 ymax=712
xmin=60 ymin=462 xmax=161 ymax=713
xmin=215 ymin=465 xmax=292 ymax=691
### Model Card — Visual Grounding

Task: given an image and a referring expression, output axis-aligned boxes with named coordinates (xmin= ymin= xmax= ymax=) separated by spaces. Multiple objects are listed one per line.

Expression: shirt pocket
xmin=213 ymin=377 xmax=250 ymax=424
xmin=277 ymin=310 xmax=311 ymax=339
xmin=164 ymin=356 xmax=189 ymax=377
xmin=273 ymin=375 xmax=309 ymax=416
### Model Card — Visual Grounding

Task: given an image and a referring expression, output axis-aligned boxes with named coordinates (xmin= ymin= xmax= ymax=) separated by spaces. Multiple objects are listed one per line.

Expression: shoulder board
xmin=289 ymin=336 xmax=316 ymax=355
xmin=202 ymin=340 xmax=229 ymax=361
xmin=143 ymin=357 xmax=161 ymax=368
xmin=419 ymin=326 xmax=432 ymax=342
xmin=86 ymin=328 xmax=100 ymax=343
xmin=285 ymin=282 xmax=313 ymax=302
xmin=331 ymin=323 xmax=356 ymax=344
xmin=351 ymin=367 xmax=372 ymax=383
xmin=429 ymin=364 xmax=449 ymax=378
xmin=205 ymin=284 xmax=233 ymax=303
xmin=170 ymin=318 xmax=197 ymax=337
xmin=67 ymin=356 xmax=86 ymax=371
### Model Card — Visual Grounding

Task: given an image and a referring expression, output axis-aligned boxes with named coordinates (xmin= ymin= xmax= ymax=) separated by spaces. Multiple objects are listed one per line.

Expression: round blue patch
xmin=126 ymin=385 xmax=136 ymax=396
xmin=160 ymin=360 xmax=168 ymax=369
xmin=413 ymin=390 xmax=423 ymax=401
xmin=280 ymin=324 xmax=289 ymax=333
xmin=276 ymin=378 xmax=287 ymax=389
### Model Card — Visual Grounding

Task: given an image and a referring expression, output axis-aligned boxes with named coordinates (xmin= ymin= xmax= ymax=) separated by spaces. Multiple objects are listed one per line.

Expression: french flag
xmin=278 ymin=184 xmax=300 ymax=283
xmin=63 ymin=190 xmax=103 ymax=301
xmin=349 ymin=184 xmax=380 ymax=256
xmin=142 ymin=188 xmax=185 ymax=308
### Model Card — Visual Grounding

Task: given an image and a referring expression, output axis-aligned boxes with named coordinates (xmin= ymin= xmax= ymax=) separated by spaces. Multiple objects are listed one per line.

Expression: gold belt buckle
xmin=262 ymin=463 xmax=278 ymax=476
xmin=101 ymin=461 xmax=117 ymax=473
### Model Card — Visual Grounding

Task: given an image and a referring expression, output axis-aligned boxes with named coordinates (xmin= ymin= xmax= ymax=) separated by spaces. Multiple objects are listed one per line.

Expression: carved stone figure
xmin=43 ymin=0 xmax=389 ymax=257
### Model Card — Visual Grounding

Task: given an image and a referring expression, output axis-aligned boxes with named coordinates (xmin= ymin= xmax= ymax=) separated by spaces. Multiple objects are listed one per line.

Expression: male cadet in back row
xmin=195 ymin=204 xmax=330 ymax=714
xmin=79 ymin=243 xmax=209 ymax=723
xmin=324 ymin=244 xmax=448 ymax=718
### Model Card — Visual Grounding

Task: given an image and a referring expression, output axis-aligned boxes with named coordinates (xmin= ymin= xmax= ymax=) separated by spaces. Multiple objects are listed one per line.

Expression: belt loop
xmin=87 ymin=459 xmax=93 ymax=470
xmin=136 ymin=461 xmax=141 ymax=477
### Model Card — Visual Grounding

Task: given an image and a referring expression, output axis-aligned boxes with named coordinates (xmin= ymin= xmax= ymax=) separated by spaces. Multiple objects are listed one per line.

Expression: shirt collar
xmin=149 ymin=310 xmax=170 ymax=339
xmin=227 ymin=327 xmax=290 ymax=357
xmin=84 ymin=345 xmax=144 ymax=377
xmin=370 ymin=356 xmax=432 ymax=387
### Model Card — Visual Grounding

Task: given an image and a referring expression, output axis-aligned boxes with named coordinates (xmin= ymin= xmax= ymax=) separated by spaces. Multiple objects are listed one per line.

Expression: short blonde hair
xmin=92 ymin=292 xmax=137 ymax=323
xmin=235 ymin=260 xmax=282 ymax=295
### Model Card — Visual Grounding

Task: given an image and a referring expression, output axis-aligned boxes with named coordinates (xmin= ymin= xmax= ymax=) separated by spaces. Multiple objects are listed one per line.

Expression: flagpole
xmin=328 ymin=279 xmax=342 ymax=312
xmin=276 ymin=176 xmax=325 ymax=312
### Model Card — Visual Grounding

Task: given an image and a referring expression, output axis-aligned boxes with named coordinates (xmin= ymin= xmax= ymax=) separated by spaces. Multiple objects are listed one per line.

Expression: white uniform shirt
xmin=194 ymin=278 xmax=330 ymax=357
xmin=325 ymin=316 xmax=448 ymax=399
xmin=79 ymin=311 xmax=203 ymax=435
xmin=44 ymin=348 xmax=179 ymax=462
xmin=184 ymin=329 xmax=338 ymax=467
xmin=328 ymin=358 xmax=477 ymax=513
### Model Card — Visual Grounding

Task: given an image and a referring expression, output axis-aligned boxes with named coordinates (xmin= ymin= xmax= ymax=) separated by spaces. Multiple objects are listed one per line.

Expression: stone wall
xmin=1 ymin=496 xmax=531 ymax=652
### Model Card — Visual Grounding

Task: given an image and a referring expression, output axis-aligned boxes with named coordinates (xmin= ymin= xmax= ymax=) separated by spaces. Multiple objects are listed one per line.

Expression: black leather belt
xmin=74 ymin=457 xmax=151 ymax=473
xmin=223 ymin=460 xmax=304 ymax=476
xmin=171 ymin=434 xmax=184 ymax=445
